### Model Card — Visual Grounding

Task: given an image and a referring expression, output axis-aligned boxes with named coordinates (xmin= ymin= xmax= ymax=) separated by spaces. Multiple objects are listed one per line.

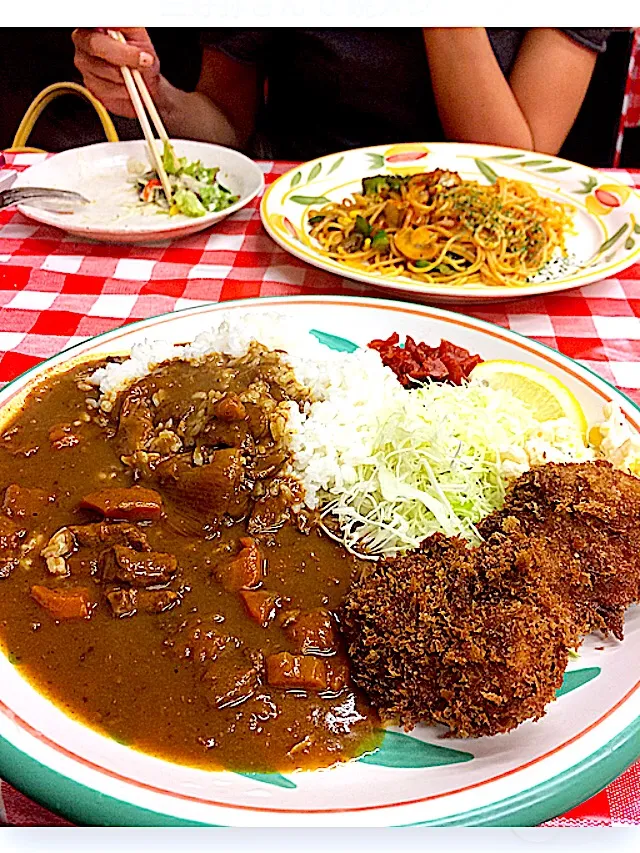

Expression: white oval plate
xmin=0 ymin=295 xmax=639 ymax=826
xmin=260 ymin=143 xmax=640 ymax=303
xmin=13 ymin=140 xmax=264 ymax=244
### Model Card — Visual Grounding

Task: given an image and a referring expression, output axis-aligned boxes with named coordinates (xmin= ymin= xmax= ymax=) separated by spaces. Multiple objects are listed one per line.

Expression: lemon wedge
xmin=469 ymin=360 xmax=588 ymax=436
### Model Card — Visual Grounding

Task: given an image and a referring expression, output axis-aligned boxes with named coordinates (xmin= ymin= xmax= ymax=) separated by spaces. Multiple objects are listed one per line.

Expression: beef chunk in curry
xmin=0 ymin=344 xmax=381 ymax=772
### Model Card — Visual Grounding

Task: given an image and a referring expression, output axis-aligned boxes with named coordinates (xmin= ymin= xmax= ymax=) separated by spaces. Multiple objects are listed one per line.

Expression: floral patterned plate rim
xmin=0 ymin=295 xmax=639 ymax=826
xmin=260 ymin=142 xmax=640 ymax=303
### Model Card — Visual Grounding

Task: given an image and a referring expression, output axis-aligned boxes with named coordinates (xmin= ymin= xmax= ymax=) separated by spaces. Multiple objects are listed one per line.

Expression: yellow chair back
xmin=6 ymin=82 xmax=119 ymax=154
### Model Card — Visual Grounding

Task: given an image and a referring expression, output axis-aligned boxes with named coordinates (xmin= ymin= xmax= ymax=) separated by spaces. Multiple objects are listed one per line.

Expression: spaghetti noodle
xmin=307 ymin=170 xmax=574 ymax=287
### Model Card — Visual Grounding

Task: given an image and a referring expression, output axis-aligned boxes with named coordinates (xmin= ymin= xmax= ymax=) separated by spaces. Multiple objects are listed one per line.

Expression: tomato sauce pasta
xmin=307 ymin=170 xmax=574 ymax=287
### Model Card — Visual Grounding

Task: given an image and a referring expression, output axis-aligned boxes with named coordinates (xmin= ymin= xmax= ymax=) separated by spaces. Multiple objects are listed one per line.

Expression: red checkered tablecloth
xmin=0 ymin=153 xmax=639 ymax=827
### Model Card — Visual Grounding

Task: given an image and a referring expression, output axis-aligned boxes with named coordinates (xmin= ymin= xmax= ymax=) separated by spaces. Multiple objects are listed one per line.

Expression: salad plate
xmin=12 ymin=140 xmax=264 ymax=244
xmin=0 ymin=295 xmax=639 ymax=827
xmin=261 ymin=142 xmax=640 ymax=303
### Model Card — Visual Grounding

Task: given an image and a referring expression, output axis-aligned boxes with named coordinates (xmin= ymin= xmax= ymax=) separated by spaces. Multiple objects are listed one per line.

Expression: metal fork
xmin=0 ymin=187 xmax=90 ymax=213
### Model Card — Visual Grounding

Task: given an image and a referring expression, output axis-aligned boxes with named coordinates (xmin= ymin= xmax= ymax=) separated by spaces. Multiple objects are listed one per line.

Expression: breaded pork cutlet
xmin=340 ymin=461 xmax=640 ymax=738
xmin=479 ymin=461 xmax=640 ymax=640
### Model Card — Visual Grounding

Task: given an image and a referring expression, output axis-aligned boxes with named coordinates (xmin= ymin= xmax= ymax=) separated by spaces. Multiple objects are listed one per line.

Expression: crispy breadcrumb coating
xmin=340 ymin=461 xmax=640 ymax=737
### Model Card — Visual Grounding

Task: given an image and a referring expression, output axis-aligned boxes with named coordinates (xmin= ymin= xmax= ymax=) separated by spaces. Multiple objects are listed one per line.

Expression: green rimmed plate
xmin=0 ymin=294 xmax=639 ymax=826
xmin=260 ymin=142 xmax=640 ymax=303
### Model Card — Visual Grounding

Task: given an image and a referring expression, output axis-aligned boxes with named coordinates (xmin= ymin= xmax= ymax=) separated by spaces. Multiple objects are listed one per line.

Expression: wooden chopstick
xmin=107 ymin=29 xmax=172 ymax=205
xmin=131 ymin=69 xmax=170 ymax=146
xmin=107 ymin=30 xmax=170 ymax=145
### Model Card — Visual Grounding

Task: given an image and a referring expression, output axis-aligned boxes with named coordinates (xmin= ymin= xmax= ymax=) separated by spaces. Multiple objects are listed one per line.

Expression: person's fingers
xmin=78 ymin=73 xmax=139 ymax=118
xmin=71 ymin=27 xmax=161 ymax=116
xmin=72 ymin=28 xmax=155 ymax=69
xmin=74 ymin=49 xmax=124 ymax=85
xmin=100 ymin=28 xmax=158 ymax=69
xmin=104 ymin=27 xmax=152 ymax=46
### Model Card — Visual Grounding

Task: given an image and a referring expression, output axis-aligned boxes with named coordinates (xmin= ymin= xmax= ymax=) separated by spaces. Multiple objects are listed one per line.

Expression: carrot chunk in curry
xmin=30 ymin=585 xmax=95 ymax=620
xmin=218 ymin=537 xmax=264 ymax=592
xmin=240 ymin=588 xmax=281 ymax=627
xmin=266 ymin=652 xmax=329 ymax=691
xmin=80 ymin=486 xmax=164 ymax=521
xmin=281 ymin=608 xmax=337 ymax=654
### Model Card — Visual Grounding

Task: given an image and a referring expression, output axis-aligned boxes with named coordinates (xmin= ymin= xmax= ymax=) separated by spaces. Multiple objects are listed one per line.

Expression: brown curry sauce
xmin=0 ymin=349 xmax=382 ymax=773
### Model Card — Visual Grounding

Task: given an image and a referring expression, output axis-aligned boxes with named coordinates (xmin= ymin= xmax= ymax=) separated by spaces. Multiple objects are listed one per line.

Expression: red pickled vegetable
xmin=368 ymin=332 xmax=482 ymax=387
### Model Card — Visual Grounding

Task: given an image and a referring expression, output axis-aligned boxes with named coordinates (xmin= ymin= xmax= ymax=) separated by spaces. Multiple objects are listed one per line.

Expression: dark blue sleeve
xmin=200 ymin=29 xmax=272 ymax=65
xmin=560 ymin=28 xmax=616 ymax=53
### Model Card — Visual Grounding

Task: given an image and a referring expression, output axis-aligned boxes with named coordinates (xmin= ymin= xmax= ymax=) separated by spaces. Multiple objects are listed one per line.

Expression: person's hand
xmin=72 ymin=27 xmax=161 ymax=118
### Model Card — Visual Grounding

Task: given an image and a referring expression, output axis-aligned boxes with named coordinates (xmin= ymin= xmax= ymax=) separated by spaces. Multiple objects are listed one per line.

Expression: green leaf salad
xmin=129 ymin=142 xmax=239 ymax=218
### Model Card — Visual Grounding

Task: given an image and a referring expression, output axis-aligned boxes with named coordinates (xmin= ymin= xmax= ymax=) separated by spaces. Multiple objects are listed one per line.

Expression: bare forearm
xmin=156 ymin=77 xmax=240 ymax=148
xmin=422 ymin=28 xmax=535 ymax=150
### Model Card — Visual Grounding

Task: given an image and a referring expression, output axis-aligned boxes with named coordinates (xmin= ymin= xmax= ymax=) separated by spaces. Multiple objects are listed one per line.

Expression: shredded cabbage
xmin=321 ymin=380 xmax=589 ymax=557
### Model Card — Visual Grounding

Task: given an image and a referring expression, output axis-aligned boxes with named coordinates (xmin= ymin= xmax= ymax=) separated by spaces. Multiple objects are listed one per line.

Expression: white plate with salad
xmin=12 ymin=140 xmax=264 ymax=243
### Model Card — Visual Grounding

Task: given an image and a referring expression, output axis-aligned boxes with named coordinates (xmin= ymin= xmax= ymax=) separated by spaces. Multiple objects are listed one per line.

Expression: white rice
xmin=89 ymin=312 xmax=405 ymax=510
xmin=89 ymin=312 xmax=331 ymax=405
xmin=284 ymin=348 xmax=405 ymax=508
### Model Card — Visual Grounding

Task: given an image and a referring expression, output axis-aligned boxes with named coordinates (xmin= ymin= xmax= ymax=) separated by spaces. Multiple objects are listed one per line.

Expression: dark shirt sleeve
xmin=560 ymin=28 xmax=615 ymax=53
xmin=200 ymin=28 xmax=271 ymax=64
xmin=202 ymin=27 xmax=618 ymax=65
